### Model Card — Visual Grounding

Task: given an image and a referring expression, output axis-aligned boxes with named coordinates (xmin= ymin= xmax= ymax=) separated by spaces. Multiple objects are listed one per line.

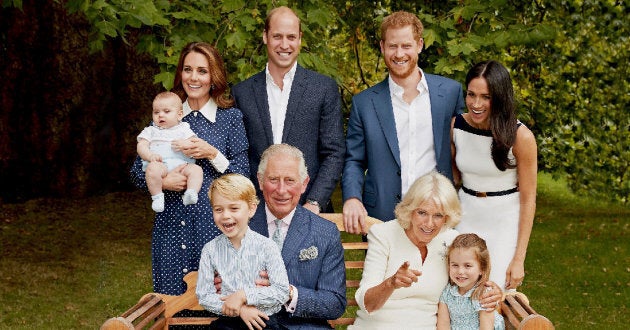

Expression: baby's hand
xmin=149 ymin=154 xmax=162 ymax=162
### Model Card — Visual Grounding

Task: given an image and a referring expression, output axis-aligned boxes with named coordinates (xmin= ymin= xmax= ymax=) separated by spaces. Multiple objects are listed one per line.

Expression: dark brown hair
xmin=172 ymin=42 xmax=234 ymax=109
xmin=466 ymin=60 xmax=517 ymax=171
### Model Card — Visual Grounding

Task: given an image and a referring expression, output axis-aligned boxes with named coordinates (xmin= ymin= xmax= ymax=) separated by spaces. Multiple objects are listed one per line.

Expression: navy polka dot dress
xmin=130 ymin=107 xmax=249 ymax=295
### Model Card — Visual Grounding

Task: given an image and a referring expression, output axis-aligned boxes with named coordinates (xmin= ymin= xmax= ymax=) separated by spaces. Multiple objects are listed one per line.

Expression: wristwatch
xmin=306 ymin=199 xmax=321 ymax=211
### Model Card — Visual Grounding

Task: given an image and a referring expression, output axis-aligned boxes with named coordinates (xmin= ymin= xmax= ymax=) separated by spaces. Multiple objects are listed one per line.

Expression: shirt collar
xmin=183 ymin=98 xmax=217 ymax=122
xmin=265 ymin=61 xmax=298 ymax=87
xmin=388 ymin=67 xmax=429 ymax=99
xmin=265 ymin=204 xmax=297 ymax=226
xmin=447 ymin=282 xmax=476 ymax=297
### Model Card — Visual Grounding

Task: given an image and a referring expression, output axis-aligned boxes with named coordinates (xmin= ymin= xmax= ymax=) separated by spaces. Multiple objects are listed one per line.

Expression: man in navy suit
xmin=342 ymin=11 xmax=465 ymax=233
xmin=232 ymin=6 xmax=345 ymax=214
xmin=248 ymin=143 xmax=346 ymax=329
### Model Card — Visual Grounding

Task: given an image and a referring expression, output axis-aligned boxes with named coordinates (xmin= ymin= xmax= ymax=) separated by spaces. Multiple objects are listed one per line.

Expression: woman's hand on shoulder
xmin=480 ymin=281 xmax=503 ymax=311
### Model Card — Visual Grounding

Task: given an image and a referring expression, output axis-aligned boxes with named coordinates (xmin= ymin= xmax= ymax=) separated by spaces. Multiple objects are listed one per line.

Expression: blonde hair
xmin=380 ymin=11 xmax=424 ymax=42
xmin=209 ymin=173 xmax=259 ymax=206
xmin=257 ymin=144 xmax=308 ymax=182
xmin=394 ymin=172 xmax=461 ymax=229
xmin=153 ymin=91 xmax=183 ymax=111
xmin=447 ymin=233 xmax=491 ymax=300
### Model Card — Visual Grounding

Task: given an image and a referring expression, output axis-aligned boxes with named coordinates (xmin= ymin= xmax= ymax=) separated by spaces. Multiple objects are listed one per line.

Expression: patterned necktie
xmin=272 ymin=219 xmax=284 ymax=249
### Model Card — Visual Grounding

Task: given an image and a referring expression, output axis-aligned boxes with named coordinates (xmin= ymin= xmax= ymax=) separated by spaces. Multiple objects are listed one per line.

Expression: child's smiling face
xmin=448 ymin=247 xmax=483 ymax=294
xmin=211 ymin=192 xmax=257 ymax=248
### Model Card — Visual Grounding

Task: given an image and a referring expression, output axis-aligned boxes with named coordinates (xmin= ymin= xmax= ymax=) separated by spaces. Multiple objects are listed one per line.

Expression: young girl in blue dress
xmin=437 ymin=233 xmax=505 ymax=330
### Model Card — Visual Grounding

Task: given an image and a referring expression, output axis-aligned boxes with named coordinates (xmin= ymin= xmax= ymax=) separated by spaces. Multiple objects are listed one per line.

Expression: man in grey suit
xmin=342 ymin=11 xmax=465 ymax=233
xmin=232 ymin=6 xmax=345 ymax=214
xmin=249 ymin=144 xmax=346 ymax=329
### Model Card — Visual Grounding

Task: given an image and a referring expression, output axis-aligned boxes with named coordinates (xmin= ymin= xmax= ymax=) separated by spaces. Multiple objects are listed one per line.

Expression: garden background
xmin=0 ymin=0 xmax=627 ymax=329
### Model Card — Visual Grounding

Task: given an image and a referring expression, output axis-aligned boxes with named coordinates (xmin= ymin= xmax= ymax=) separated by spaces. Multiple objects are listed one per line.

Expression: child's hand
xmin=239 ymin=305 xmax=269 ymax=330
xmin=149 ymin=153 xmax=162 ymax=162
xmin=220 ymin=290 xmax=246 ymax=317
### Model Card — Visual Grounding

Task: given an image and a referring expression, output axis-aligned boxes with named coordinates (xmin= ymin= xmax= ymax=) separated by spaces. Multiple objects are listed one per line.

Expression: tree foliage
xmin=7 ymin=0 xmax=626 ymax=202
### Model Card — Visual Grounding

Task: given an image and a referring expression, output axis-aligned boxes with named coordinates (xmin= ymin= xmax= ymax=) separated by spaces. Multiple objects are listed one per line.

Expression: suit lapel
xmin=281 ymin=206 xmax=310 ymax=265
xmin=372 ymin=79 xmax=401 ymax=168
xmin=282 ymin=65 xmax=306 ymax=143
xmin=249 ymin=203 xmax=270 ymax=237
xmin=251 ymin=72 xmax=274 ymax=146
xmin=426 ymin=74 xmax=445 ymax=162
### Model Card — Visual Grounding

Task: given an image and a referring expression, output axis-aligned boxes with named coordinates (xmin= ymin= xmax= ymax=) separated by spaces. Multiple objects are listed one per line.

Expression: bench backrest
xmin=318 ymin=213 xmax=382 ymax=327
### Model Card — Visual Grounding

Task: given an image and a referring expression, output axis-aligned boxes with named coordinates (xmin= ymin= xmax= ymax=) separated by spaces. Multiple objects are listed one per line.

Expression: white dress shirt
xmin=265 ymin=62 xmax=297 ymax=144
xmin=389 ymin=68 xmax=436 ymax=196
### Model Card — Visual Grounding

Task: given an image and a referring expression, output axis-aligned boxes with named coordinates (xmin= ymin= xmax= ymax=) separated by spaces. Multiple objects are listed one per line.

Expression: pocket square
xmin=299 ymin=246 xmax=318 ymax=261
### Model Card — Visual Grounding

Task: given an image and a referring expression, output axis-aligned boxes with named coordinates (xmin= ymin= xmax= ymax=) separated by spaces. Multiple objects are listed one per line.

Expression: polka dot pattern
xmin=130 ymin=107 xmax=250 ymax=295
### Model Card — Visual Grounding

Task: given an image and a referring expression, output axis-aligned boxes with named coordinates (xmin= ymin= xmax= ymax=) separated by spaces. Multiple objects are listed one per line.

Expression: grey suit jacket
xmin=342 ymin=74 xmax=465 ymax=221
xmin=232 ymin=65 xmax=345 ymax=209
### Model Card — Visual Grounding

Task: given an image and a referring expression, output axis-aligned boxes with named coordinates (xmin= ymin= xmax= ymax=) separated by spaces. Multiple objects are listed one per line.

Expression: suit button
xmin=396 ymin=194 xmax=401 ymax=200
xmin=397 ymin=171 xmax=401 ymax=176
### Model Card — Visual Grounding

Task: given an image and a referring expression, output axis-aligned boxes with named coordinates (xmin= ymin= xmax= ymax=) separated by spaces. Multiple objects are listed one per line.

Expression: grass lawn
xmin=0 ymin=173 xmax=627 ymax=329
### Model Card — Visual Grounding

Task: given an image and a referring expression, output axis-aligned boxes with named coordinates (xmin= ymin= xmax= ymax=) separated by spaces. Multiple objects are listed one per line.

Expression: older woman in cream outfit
xmin=350 ymin=172 xmax=501 ymax=329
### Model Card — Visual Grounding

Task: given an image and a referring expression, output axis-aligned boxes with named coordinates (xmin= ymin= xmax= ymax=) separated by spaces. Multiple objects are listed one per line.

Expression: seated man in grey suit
xmin=226 ymin=143 xmax=346 ymax=329
xmin=232 ymin=6 xmax=345 ymax=215
xmin=343 ymin=11 xmax=464 ymax=233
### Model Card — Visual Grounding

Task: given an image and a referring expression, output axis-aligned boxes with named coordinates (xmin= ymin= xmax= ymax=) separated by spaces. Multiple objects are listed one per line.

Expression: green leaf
xmin=225 ymin=30 xmax=249 ymax=50
xmin=221 ymin=0 xmax=245 ymax=13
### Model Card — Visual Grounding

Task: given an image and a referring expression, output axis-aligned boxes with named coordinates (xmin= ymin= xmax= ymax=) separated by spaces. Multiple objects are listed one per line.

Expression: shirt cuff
xmin=284 ymin=285 xmax=298 ymax=313
xmin=209 ymin=150 xmax=229 ymax=173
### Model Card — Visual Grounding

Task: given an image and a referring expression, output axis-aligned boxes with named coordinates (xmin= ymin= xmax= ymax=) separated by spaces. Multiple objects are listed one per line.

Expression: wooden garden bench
xmin=100 ymin=213 xmax=553 ymax=329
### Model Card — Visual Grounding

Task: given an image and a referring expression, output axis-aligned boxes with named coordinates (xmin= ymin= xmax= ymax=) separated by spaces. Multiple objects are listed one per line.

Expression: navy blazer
xmin=249 ymin=204 xmax=346 ymax=329
xmin=232 ymin=65 xmax=345 ymax=209
xmin=342 ymin=74 xmax=464 ymax=221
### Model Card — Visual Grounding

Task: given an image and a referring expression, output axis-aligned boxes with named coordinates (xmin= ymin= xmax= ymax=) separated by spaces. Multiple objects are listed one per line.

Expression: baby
xmin=137 ymin=91 xmax=203 ymax=212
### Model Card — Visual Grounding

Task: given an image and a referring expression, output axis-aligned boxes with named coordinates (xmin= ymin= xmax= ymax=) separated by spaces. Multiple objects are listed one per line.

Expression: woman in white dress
xmin=450 ymin=60 xmax=538 ymax=290
xmin=350 ymin=172 xmax=502 ymax=329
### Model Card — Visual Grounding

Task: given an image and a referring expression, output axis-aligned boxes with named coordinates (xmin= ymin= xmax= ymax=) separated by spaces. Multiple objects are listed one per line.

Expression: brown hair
xmin=380 ymin=11 xmax=424 ymax=42
xmin=172 ymin=42 xmax=234 ymax=109
xmin=446 ymin=233 xmax=491 ymax=300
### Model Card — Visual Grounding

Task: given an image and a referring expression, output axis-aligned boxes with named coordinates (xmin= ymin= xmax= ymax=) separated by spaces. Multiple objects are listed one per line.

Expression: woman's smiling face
xmin=405 ymin=199 xmax=446 ymax=248
xmin=466 ymin=77 xmax=492 ymax=129
xmin=181 ymin=51 xmax=211 ymax=105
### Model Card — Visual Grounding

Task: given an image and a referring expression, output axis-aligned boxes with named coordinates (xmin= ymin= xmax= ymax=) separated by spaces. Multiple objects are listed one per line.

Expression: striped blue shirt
xmin=196 ymin=228 xmax=290 ymax=315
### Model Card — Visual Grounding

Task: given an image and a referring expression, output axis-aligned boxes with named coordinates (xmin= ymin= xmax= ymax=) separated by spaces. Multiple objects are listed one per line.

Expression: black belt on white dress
xmin=461 ymin=186 xmax=519 ymax=198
